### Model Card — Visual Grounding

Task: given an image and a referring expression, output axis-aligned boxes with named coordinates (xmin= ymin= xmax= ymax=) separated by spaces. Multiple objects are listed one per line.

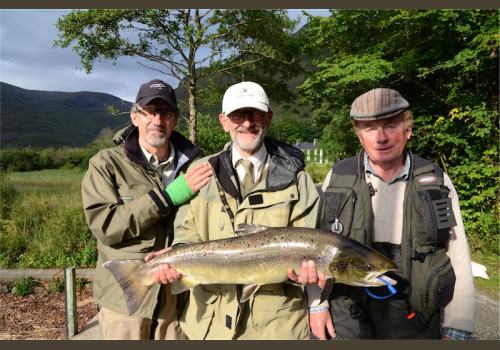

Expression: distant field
xmin=11 ymin=169 xmax=85 ymax=197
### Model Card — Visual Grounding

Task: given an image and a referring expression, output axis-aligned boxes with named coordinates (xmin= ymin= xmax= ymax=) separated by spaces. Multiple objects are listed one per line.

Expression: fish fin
xmin=319 ymin=277 xmax=334 ymax=304
xmin=170 ymin=278 xmax=200 ymax=295
xmin=103 ymin=259 xmax=150 ymax=316
xmin=235 ymin=223 xmax=269 ymax=236
xmin=240 ymin=284 xmax=261 ymax=302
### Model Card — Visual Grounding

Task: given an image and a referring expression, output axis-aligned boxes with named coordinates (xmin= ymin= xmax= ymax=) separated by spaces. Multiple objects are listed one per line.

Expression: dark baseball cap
xmin=135 ymin=79 xmax=177 ymax=108
xmin=350 ymin=88 xmax=409 ymax=120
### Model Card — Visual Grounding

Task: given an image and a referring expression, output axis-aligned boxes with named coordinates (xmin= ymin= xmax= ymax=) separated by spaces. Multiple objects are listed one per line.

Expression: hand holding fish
xmin=144 ymin=248 xmax=182 ymax=284
xmin=287 ymin=260 xmax=328 ymax=288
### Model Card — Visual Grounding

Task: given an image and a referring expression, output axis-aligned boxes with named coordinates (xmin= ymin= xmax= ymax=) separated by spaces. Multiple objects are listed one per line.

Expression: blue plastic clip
xmin=365 ymin=276 xmax=397 ymax=299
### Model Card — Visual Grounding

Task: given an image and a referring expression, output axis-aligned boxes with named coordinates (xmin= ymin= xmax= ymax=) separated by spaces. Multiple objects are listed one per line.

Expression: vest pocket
xmin=320 ymin=187 xmax=356 ymax=235
xmin=410 ymin=249 xmax=456 ymax=321
xmin=413 ymin=188 xmax=456 ymax=245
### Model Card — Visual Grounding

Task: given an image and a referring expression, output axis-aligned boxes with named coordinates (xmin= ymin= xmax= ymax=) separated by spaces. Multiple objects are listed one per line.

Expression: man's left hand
xmin=287 ymin=260 xmax=327 ymax=288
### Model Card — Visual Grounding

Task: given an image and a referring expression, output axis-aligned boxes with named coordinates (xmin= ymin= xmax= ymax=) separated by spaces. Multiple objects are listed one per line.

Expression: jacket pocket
xmin=181 ymin=285 xmax=219 ymax=339
xmin=249 ymin=284 xmax=307 ymax=332
xmin=320 ymin=187 xmax=356 ymax=235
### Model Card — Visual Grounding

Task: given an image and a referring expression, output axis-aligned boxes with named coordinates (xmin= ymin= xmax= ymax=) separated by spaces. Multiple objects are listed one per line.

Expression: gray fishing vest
xmin=320 ymin=149 xmax=457 ymax=322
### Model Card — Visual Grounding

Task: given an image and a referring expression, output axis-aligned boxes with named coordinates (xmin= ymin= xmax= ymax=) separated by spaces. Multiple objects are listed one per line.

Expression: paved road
xmin=1 ymin=268 xmax=498 ymax=340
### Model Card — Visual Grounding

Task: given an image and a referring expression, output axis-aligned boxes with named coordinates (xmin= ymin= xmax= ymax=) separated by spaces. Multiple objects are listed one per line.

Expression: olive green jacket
xmin=82 ymin=125 xmax=203 ymax=318
xmin=173 ymin=138 xmax=320 ymax=339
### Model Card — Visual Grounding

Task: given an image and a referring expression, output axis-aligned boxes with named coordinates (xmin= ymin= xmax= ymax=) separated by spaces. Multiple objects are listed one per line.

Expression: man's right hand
xmin=310 ymin=310 xmax=336 ymax=340
xmin=144 ymin=248 xmax=182 ymax=284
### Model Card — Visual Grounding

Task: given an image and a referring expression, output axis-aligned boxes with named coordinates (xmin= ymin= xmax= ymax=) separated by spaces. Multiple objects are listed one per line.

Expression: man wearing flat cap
xmin=82 ymin=79 xmax=212 ymax=339
xmin=308 ymin=88 xmax=475 ymax=340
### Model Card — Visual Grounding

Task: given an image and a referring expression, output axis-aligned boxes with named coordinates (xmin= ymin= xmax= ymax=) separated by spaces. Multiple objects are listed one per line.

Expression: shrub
xmin=305 ymin=162 xmax=332 ymax=184
xmin=14 ymin=277 xmax=38 ymax=296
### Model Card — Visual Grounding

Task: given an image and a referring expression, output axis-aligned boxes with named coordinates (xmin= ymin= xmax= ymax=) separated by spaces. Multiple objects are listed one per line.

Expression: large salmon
xmin=103 ymin=224 xmax=397 ymax=315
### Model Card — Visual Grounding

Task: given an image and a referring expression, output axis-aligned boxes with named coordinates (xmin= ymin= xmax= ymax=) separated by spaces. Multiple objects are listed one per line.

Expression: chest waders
xmin=320 ymin=150 xmax=457 ymax=339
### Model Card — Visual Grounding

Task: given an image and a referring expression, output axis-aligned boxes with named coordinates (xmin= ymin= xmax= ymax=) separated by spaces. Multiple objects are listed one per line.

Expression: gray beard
xmin=230 ymin=127 xmax=266 ymax=153
xmin=146 ymin=134 xmax=167 ymax=147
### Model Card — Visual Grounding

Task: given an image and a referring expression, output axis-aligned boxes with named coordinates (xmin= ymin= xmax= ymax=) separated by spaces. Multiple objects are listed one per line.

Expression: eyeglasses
xmin=137 ymin=106 xmax=176 ymax=121
xmin=227 ymin=110 xmax=265 ymax=124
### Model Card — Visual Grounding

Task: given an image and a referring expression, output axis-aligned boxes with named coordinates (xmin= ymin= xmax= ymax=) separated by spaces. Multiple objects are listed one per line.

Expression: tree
xmin=54 ymin=9 xmax=301 ymax=144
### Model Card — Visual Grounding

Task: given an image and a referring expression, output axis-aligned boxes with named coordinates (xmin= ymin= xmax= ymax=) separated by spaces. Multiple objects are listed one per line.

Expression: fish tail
xmin=103 ymin=259 xmax=151 ymax=316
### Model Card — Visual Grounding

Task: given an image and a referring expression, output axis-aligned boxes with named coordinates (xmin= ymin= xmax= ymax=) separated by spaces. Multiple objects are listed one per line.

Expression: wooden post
xmin=65 ymin=267 xmax=78 ymax=339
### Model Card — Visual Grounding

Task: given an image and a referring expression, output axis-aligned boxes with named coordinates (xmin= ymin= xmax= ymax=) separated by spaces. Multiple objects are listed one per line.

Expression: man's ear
xmin=219 ymin=113 xmax=229 ymax=132
xmin=130 ymin=110 xmax=139 ymax=127
xmin=266 ymin=110 xmax=274 ymax=127
xmin=405 ymin=125 xmax=413 ymax=140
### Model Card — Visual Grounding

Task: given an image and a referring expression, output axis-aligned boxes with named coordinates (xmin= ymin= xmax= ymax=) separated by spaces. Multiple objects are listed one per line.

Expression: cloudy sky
xmin=0 ymin=9 xmax=330 ymax=103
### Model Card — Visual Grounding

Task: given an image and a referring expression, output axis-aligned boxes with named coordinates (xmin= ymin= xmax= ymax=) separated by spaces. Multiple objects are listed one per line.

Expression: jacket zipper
xmin=425 ymin=260 xmax=449 ymax=305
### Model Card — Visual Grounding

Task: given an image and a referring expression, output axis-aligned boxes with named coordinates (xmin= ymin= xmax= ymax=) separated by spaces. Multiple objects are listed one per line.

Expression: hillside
xmin=0 ymin=82 xmax=132 ymax=149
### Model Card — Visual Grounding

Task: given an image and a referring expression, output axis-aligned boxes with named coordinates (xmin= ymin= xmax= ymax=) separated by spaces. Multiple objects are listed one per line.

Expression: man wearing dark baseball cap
xmin=309 ymin=88 xmax=474 ymax=340
xmin=82 ymin=79 xmax=212 ymax=339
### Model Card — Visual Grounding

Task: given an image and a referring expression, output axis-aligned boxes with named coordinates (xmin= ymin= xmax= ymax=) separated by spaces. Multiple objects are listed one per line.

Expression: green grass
xmin=471 ymin=250 xmax=500 ymax=301
xmin=10 ymin=169 xmax=85 ymax=197
xmin=1 ymin=169 xmax=97 ymax=268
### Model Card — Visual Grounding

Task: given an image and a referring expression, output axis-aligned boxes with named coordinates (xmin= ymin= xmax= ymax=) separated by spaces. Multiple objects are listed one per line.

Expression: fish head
xmin=327 ymin=245 xmax=398 ymax=287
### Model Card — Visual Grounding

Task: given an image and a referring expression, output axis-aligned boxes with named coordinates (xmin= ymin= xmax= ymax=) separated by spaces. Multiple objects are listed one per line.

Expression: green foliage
xmin=178 ymin=113 xmax=230 ymax=155
xmin=14 ymin=277 xmax=38 ymax=296
xmin=305 ymin=162 xmax=332 ymax=184
xmin=46 ymin=275 xmax=90 ymax=294
xmin=0 ymin=172 xmax=97 ymax=268
xmin=267 ymin=117 xmax=320 ymax=146
xmin=299 ymin=9 xmax=498 ymax=156
xmin=413 ymin=105 xmax=499 ymax=254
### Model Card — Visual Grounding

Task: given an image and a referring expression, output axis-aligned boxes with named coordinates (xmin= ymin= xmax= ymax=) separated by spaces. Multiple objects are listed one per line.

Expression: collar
xmin=231 ymin=143 xmax=268 ymax=180
xmin=140 ymin=140 xmax=175 ymax=168
xmin=364 ymin=151 xmax=410 ymax=184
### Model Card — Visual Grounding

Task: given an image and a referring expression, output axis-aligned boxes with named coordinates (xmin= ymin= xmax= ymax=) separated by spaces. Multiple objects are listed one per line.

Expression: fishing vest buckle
xmin=412 ymin=249 xmax=435 ymax=263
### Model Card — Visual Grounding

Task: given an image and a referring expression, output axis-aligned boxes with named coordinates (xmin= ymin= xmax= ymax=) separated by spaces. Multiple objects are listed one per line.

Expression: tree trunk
xmin=188 ymin=70 xmax=197 ymax=144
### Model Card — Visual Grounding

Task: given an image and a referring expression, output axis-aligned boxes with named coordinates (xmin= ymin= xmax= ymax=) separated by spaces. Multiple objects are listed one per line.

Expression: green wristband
xmin=165 ymin=175 xmax=195 ymax=206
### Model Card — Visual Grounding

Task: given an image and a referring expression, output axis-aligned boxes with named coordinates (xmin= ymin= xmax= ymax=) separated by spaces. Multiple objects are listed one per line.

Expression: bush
xmin=305 ymin=162 xmax=332 ymax=184
xmin=14 ymin=277 xmax=38 ymax=296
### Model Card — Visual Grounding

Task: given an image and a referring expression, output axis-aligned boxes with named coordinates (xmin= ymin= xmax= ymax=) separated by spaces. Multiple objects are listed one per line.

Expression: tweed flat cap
xmin=350 ymin=88 xmax=409 ymax=120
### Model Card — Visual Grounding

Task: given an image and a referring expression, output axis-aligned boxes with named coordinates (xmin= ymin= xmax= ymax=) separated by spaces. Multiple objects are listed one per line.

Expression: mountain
xmin=0 ymin=82 xmax=132 ymax=149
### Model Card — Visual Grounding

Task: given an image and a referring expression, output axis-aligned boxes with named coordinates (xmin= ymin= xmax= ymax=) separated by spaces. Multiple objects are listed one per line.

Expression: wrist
xmin=165 ymin=175 xmax=195 ymax=206
xmin=309 ymin=306 xmax=329 ymax=313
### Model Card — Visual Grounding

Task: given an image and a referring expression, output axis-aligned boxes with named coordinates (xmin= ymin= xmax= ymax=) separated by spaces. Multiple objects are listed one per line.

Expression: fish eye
xmin=365 ymin=264 xmax=374 ymax=271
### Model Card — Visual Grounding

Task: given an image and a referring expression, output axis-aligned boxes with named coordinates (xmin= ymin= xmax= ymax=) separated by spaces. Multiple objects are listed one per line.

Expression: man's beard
xmin=146 ymin=126 xmax=168 ymax=147
xmin=230 ymin=125 xmax=266 ymax=153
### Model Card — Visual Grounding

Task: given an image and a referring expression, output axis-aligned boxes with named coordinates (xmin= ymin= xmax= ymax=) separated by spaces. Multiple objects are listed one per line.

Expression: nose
xmin=151 ymin=113 xmax=163 ymax=125
xmin=241 ymin=115 xmax=254 ymax=128
xmin=375 ymin=128 xmax=388 ymax=142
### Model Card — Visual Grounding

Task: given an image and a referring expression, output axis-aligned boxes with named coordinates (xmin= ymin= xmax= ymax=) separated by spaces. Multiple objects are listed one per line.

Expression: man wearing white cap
xmin=148 ymin=81 xmax=321 ymax=339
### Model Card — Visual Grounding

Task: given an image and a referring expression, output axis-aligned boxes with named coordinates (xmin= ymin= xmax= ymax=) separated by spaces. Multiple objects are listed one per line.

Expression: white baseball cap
xmin=222 ymin=81 xmax=269 ymax=115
